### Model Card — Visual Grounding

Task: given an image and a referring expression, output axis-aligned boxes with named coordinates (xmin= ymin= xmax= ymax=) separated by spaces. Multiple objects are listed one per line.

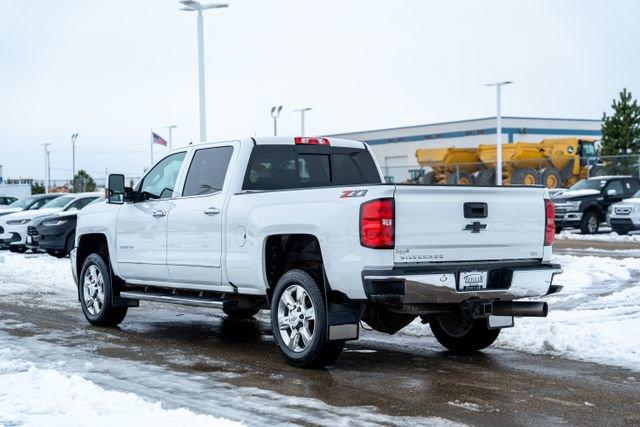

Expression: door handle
xmin=152 ymin=210 xmax=166 ymax=218
xmin=204 ymin=207 xmax=220 ymax=215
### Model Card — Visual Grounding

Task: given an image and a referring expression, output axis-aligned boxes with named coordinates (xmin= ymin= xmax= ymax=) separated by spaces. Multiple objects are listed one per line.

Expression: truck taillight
xmin=294 ymin=137 xmax=330 ymax=145
xmin=544 ymin=199 xmax=555 ymax=246
xmin=360 ymin=198 xmax=394 ymax=249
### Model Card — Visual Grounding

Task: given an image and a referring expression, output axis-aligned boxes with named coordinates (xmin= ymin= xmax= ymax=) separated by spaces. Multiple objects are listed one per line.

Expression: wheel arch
xmin=263 ymin=233 xmax=326 ymax=301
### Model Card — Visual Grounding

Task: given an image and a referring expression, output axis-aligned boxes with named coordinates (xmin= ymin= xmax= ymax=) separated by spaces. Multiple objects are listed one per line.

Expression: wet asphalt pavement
xmin=1 ymin=297 xmax=639 ymax=426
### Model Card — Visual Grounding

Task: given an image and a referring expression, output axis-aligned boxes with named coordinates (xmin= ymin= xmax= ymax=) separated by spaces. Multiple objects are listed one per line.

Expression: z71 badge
xmin=340 ymin=189 xmax=368 ymax=198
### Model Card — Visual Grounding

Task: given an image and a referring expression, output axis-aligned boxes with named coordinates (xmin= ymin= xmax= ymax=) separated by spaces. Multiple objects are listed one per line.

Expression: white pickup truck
xmin=72 ymin=136 xmax=561 ymax=368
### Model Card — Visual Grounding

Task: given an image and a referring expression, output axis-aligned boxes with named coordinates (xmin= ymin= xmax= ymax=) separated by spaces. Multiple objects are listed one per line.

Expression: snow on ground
xmin=556 ymin=230 xmax=640 ymax=243
xmin=401 ymin=253 xmax=640 ymax=371
xmin=0 ymin=252 xmax=458 ymax=426
xmin=0 ymin=365 xmax=240 ymax=427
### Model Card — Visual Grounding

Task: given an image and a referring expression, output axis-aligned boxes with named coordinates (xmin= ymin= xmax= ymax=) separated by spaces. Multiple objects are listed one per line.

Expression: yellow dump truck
xmin=414 ymin=137 xmax=601 ymax=187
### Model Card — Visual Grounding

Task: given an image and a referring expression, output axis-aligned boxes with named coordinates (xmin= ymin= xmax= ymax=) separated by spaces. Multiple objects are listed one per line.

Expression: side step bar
xmin=119 ymin=291 xmax=224 ymax=309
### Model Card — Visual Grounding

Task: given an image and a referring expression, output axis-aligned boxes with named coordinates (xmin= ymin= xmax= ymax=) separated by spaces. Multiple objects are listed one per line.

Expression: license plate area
xmin=458 ymin=271 xmax=488 ymax=291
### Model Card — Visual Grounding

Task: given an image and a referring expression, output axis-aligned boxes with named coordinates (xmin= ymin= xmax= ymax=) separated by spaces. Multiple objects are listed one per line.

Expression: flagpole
xmin=150 ymin=129 xmax=154 ymax=167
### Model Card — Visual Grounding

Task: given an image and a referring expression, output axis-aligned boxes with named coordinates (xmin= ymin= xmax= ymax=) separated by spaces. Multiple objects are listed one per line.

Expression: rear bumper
xmin=363 ymin=262 xmax=562 ymax=305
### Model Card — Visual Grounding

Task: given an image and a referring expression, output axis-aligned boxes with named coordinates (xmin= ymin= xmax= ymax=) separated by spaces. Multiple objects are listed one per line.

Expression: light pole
xmin=165 ymin=125 xmax=178 ymax=150
xmin=71 ymin=133 xmax=78 ymax=191
xmin=293 ymin=107 xmax=312 ymax=136
xmin=271 ymin=105 xmax=283 ymax=136
xmin=485 ymin=81 xmax=513 ymax=185
xmin=42 ymin=143 xmax=51 ymax=194
xmin=180 ymin=0 xmax=229 ymax=143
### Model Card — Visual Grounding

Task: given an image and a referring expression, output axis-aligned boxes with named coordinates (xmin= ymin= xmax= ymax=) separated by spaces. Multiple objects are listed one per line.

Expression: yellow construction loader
xmin=413 ymin=137 xmax=602 ymax=187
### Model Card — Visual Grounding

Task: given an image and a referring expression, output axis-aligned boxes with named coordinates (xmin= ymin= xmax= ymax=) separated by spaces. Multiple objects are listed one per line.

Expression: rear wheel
xmin=540 ymin=168 xmax=564 ymax=188
xmin=580 ymin=211 xmax=600 ymax=234
xmin=430 ymin=310 xmax=500 ymax=353
xmin=476 ymin=169 xmax=496 ymax=186
xmin=446 ymin=172 xmax=475 ymax=185
xmin=270 ymin=269 xmax=344 ymax=368
xmin=510 ymin=167 xmax=540 ymax=185
xmin=79 ymin=253 xmax=127 ymax=327
xmin=9 ymin=246 xmax=27 ymax=254
xmin=419 ymin=171 xmax=437 ymax=185
xmin=47 ymin=249 xmax=67 ymax=258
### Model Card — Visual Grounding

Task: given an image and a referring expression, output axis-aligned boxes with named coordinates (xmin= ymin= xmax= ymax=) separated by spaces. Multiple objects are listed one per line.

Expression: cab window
xmin=138 ymin=152 xmax=186 ymax=200
xmin=182 ymin=146 xmax=234 ymax=197
xmin=605 ymin=180 xmax=624 ymax=196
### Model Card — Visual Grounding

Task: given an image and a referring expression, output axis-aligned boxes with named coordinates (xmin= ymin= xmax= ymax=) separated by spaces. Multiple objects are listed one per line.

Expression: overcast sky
xmin=1 ymin=0 xmax=639 ymax=180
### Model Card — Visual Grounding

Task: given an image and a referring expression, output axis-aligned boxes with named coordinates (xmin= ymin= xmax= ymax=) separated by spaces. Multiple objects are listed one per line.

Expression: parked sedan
xmin=0 ymin=193 xmax=63 ymax=217
xmin=0 ymin=192 xmax=100 ymax=253
xmin=0 ymin=196 xmax=18 ymax=206
xmin=26 ymin=197 xmax=104 ymax=257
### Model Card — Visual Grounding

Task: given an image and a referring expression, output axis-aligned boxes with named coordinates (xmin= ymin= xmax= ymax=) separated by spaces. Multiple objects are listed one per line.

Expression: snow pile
xmin=495 ymin=254 xmax=640 ymax=370
xmin=0 ymin=252 xmax=76 ymax=306
xmin=0 ymin=366 xmax=241 ymax=427
xmin=556 ymin=230 xmax=640 ymax=243
xmin=400 ymin=254 xmax=640 ymax=371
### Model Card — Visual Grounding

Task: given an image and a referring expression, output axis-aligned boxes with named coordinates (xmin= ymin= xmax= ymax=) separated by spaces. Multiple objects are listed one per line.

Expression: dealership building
xmin=330 ymin=116 xmax=602 ymax=182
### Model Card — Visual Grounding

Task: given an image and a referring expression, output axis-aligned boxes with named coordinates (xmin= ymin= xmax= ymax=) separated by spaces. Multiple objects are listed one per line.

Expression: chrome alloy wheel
xmin=588 ymin=215 xmax=598 ymax=233
xmin=83 ymin=264 xmax=105 ymax=316
xmin=277 ymin=284 xmax=316 ymax=352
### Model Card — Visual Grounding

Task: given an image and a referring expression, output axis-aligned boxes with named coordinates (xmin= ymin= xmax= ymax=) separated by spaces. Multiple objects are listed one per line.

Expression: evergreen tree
xmin=72 ymin=170 xmax=96 ymax=192
xmin=601 ymin=88 xmax=640 ymax=156
xmin=31 ymin=182 xmax=45 ymax=194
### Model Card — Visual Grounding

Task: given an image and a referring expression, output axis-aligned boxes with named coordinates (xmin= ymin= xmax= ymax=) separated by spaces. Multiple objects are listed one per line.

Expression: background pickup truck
xmin=72 ymin=136 xmax=561 ymax=368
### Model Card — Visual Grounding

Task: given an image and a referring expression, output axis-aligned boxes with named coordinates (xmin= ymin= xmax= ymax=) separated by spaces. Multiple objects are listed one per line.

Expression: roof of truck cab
xmin=252 ymin=136 xmax=366 ymax=149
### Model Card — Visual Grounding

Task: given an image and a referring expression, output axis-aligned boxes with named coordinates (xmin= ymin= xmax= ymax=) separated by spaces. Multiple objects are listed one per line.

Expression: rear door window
xmin=182 ymin=146 xmax=234 ymax=196
xmin=243 ymin=145 xmax=381 ymax=190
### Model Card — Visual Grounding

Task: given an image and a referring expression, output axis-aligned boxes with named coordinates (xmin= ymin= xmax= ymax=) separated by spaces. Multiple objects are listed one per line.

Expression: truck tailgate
xmin=393 ymin=185 xmax=546 ymax=264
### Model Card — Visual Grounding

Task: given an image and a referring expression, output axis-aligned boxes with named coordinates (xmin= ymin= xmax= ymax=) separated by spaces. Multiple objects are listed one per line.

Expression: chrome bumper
xmin=363 ymin=264 xmax=562 ymax=305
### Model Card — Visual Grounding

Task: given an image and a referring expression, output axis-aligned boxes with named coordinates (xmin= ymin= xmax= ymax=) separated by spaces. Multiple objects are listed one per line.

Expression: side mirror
xmin=607 ymin=188 xmax=618 ymax=197
xmin=107 ymin=174 xmax=125 ymax=204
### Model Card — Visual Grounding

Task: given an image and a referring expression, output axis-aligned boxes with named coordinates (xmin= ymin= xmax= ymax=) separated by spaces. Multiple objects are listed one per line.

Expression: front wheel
xmin=580 ymin=211 xmax=600 ymax=234
xmin=79 ymin=253 xmax=127 ymax=327
xmin=430 ymin=311 xmax=500 ymax=353
xmin=270 ymin=269 xmax=344 ymax=368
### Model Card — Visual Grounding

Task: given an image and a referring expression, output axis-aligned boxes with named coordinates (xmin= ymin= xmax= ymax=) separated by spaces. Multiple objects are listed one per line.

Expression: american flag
xmin=152 ymin=132 xmax=168 ymax=146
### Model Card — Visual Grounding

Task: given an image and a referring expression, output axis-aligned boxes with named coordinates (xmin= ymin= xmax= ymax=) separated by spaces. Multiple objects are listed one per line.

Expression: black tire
xmin=446 ymin=172 xmax=475 ymax=186
xmin=430 ymin=311 xmax=500 ymax=353
xmin=612 ymin=226 xmax=630 ymax=235
xmin=510 ymin=167 xmax=540 ymax=185
xmin=270 ymin=269 xmax=344 ymax=368
xmin=540 ymin=168 xmax=564 ymax=189
xmin=222 ymin=301 xmax=260 ymax=319
xmin=580 ymin=210 xmax=600 ymax=234
xmin=64 ymin=231 xmax=75 ymax=256
xmin=476 ymin=169 xmax=496 ymax=186
xmin=9 ymin=246 xmax=27 ymax=254
xmin=79 ymin=253 xmax=127 ymax=327
xmin=418 ymin=171 xmax=437 ymax=185
xmin=49 ymin=249 xmax=67 ymax=259
xmin=555 ymin=225 xmax=563 ymax=234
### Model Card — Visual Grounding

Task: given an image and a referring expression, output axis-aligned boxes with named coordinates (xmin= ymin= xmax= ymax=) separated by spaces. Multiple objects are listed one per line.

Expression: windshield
xmin=8 ymin=197 xmax=35 ymax=209
xmin=41 ymin=196 xmax=74 ymax=209
xmin=568 ymin=179 xmax=604 ymax=191
xmin=581 ymin=142 xmax=597 ymax=157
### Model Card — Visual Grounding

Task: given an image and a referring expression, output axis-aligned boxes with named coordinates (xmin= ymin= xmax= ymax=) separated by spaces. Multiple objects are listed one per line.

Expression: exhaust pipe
xmin=493 ymin=301 xmax=548 ymax=317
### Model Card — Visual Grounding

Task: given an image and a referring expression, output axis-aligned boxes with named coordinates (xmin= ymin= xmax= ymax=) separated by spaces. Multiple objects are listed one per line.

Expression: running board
xmin=119 ymin=291 xmax=224 ymax=309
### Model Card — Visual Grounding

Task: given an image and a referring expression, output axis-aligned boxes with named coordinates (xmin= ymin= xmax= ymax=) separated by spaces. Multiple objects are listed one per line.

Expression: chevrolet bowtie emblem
xmin=464 ymin=221 xmax=487 ymax=233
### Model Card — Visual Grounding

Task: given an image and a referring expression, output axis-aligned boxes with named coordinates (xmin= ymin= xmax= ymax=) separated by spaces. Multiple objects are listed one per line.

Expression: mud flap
xmin=326 ymin=300 xmax=359 ymax=341
xmin=322 ymin=267 xmax=359 ymax=341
